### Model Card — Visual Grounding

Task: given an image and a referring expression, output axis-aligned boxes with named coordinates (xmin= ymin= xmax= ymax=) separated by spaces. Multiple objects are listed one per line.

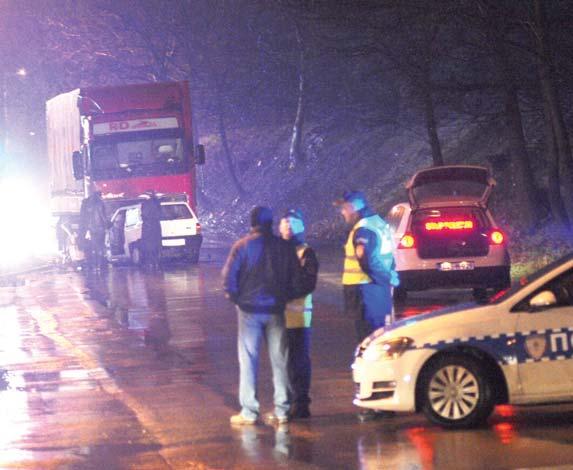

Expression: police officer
xmin=279 ymin=209 xmax=319 ymax=419
xmin=335 ymin=191 xmax=399 ymax=421
xmin=336 ymin=190 xmax=398 ymax=340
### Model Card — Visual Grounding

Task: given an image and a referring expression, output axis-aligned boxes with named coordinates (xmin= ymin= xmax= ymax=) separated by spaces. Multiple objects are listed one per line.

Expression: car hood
xmin=405 ymin=165 xmax=495 ymax=210
xmin=364 ymin=300 xmax=514 ymax=350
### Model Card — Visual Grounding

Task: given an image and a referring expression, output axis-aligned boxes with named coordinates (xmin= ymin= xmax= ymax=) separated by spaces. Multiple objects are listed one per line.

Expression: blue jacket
xmin=222 ymin=227 xmax=300 ymax=314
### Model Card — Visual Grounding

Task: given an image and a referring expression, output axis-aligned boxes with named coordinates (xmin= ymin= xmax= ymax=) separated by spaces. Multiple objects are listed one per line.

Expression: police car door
xmin=515 ymin=268 xmax=573 ymax=400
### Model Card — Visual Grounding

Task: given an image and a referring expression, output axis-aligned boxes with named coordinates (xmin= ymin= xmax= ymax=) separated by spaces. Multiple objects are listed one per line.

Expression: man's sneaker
xmin=230 ymin=413 xmax=257 ymax=425
xmin=264 ymin=412 xmax=289 ymax=425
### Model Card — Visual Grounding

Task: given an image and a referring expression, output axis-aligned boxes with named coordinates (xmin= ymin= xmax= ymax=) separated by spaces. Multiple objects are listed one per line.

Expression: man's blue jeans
xmin=237 ymin=307 xmax=290 ymax=420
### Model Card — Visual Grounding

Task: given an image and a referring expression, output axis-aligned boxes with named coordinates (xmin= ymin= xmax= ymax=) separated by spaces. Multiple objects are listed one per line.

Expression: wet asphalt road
xmin=3 ymin=245 xmax=573 ymax=469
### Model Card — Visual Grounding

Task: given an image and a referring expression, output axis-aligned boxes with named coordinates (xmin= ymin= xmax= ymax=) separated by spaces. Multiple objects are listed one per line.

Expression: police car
xmin=352 ymin=252 xmax=573 ymax=429
xmin=387 ymin=165 xmax=510 ymax=301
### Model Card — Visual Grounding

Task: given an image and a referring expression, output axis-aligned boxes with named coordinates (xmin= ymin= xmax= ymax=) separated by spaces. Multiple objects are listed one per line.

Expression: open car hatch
xmin=405 ymin=165 xmax=495 ymax=210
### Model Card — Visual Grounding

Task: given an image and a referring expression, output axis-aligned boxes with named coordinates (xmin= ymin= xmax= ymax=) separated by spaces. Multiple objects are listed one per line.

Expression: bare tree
xmin=288 ymin=21 xmax=306 ymax=170
xmin=530 ymin=0 xmax=573 ymax=228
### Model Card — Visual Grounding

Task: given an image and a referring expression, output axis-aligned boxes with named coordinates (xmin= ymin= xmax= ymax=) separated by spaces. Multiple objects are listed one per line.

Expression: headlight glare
xmin=362 ymin=337 xmax=414 ymax=362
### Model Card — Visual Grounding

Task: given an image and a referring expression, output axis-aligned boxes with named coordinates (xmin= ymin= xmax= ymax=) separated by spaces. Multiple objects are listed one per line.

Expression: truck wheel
xmin=420 ymin=354 xmax=494 ymax=429
xmin=130 ymin=245 xmax=143 ymax=266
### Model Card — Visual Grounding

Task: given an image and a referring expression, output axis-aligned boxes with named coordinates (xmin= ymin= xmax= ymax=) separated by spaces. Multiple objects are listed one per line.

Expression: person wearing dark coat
xmin=141 ymin=191 xmax=163 ymax=269
xmin=222 ymin=206 xmax=301 ymax=425
xmin=79 ymin=191 xmax=108 ymax=272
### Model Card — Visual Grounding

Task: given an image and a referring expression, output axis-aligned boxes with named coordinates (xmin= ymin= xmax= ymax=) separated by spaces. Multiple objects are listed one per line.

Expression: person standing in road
xmin=335 ymin=191 xmax=399 ymax=420
xmin=279 ymin=209 xmax=319 ymax=419
xmin=336 ymin=191 xmax=399 ymax=341
xmin=79 ymin=190 xmax=108 ymax=272
xmin=141 ymin=191 xmax=163 ymax=270
xmin=222 ymin=206 xmax=301 ymax=426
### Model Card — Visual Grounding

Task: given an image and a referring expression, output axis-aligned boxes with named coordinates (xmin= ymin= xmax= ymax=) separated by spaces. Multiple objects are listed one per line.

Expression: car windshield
xmin=91 ymin=129 xmax=186 ymax=180
xmin=160 ymin=204 xmax=192 ymax=220
xmin=489 ymin=253 xmax=573 ymax=304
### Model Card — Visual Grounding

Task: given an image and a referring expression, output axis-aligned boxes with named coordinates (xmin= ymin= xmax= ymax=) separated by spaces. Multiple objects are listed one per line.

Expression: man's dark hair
xmin=250 ymin=206 xmax=273 ymax=231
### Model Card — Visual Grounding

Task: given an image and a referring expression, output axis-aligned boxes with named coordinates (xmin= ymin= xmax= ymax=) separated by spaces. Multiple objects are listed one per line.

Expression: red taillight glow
xmin=399 ymin=233 xmax=415 ymax=249
xmin=490 ymin=229 xmax=504 ymax=245
xmin=425 ymin=220 xmax=474 ymax=231
xmin=196 ymin=222 xmax=202 ymax=234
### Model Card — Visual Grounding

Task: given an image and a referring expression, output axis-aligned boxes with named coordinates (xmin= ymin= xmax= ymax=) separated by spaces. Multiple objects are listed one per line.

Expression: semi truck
xmin=47 ymin=81 xmax=205 ymax=263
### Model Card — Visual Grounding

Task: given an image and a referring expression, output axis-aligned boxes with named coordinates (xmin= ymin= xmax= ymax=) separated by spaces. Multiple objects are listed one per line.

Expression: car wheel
xmin=393 ymin=286 xmax=407 ymax=303
xmin=420 ymin=354 xmax=494 ymax=429
xmin=130 ymin=245 xmax=143 ymax=266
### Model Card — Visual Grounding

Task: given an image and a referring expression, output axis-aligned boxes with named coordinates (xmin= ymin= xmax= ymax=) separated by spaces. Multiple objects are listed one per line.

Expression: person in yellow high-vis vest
xmin=279 ymin=209 xmax=319 ymax=419
xmin=335 ymin=191 xmax=399 ymax=340
xmin=336 ymin=191 xmax=399 ymax=421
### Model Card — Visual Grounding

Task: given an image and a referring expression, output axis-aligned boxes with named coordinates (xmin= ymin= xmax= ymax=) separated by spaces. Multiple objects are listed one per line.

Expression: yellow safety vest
xmin=285 ymin=244 xmax=313 ymax=329
xmin=342 ymin=215 xmax=394 ymax=285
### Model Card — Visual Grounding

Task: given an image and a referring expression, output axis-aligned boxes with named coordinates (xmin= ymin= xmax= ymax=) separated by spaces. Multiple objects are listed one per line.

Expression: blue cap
xmin=282 ymin=208 xmax=304 ymax=221
xmin=333 ymin=190 xmax=368 ymax=206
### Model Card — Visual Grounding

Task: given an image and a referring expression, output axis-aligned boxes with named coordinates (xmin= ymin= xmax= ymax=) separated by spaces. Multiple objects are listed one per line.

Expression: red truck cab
xmin=47 ymin=81 xmax=204 ymax=217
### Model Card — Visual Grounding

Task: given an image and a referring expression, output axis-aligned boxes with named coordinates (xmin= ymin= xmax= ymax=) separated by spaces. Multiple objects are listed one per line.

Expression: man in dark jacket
xmin=79 ymin=191 xmax=108 ymax=272
xmin=141 ymin=191 xmax=162 ymax=270
xmin=222 ymin=206 xmax=300 ymax=425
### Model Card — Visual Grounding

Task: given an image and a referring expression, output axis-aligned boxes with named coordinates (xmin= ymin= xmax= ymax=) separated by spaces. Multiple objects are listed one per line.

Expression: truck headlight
xmin=362 ymin=337 xmax=414 ymax=362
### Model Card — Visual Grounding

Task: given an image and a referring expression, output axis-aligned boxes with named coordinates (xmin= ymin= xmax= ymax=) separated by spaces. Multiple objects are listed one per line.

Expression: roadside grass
xmin=508 ymin=223 xmax=573 ymax=281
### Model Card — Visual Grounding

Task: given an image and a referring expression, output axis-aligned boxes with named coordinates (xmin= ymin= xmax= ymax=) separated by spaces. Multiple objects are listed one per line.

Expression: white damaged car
xmin=352 ymin=253 xmax=573 ymax=429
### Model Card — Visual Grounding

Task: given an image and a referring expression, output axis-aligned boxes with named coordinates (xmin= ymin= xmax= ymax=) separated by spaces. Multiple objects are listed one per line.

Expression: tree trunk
xmin=533 ymin=0 xmax=573 ymax=228
xmin=288 ymin=23 xmax=305 ymax=170
xmin=421 ymin=80 xmax=443 ymax=166
xmin=215 ymin=82 xmax=246 ymax=196
xmin=543 ymin=98 xmax=570 ymax=227
xmin=494 ymin=33 xmax=537 ymax=228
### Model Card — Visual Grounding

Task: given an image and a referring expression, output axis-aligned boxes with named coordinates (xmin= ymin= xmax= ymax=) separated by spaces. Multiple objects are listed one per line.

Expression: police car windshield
xmin=489 ymin=253 xmax=573 ymax=304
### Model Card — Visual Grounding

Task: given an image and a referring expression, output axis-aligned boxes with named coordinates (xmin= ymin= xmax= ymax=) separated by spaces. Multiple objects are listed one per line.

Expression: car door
xmin=515 ymin=268 xmax=573 ymax=400
xmin=109 ymin=209 xmax=127 ymax=256
xmin=124 ymin=206 xmax=142 ymax=249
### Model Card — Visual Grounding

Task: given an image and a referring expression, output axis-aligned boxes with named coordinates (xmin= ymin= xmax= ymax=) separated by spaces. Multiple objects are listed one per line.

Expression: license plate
xmin=438 ymin=261 xmax=475 ymax=271
xmin=162 ymin=238 xmax=185 ymax=247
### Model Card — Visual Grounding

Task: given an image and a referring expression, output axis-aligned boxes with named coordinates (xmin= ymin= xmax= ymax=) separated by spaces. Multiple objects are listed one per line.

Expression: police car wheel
xmin=421 ymin=355 xmax=494 ymax=429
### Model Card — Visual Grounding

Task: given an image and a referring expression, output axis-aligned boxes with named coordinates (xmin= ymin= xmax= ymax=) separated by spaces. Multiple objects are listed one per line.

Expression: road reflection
xmin=16 ymin=251 xmax=573 ymax=469
xmin=0 ymin=306 xmax=33 ymax=464
xmin=81 ymin=266 xmax=210 ymax=361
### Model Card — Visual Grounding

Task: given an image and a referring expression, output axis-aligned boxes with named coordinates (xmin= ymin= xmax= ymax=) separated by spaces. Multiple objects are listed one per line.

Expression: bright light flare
xmin=0 ymin=176 xmax=56 ymax=270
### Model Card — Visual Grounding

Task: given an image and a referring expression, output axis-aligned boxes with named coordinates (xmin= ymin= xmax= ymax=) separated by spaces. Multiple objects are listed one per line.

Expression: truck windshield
xmin=91 ymin=129 xmax=186 ymax=180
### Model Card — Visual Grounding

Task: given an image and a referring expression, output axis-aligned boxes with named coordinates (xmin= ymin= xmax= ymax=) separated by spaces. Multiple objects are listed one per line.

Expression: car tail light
xmin=489 ymin=229 xmax=505 ymax=245
xmin=399 ymin=233 xmax=415 ymax=249
xmin=196 ymin=222 xmax=202 ymax=234
xmin=424 ymin=220 xmax=474 ymax=231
